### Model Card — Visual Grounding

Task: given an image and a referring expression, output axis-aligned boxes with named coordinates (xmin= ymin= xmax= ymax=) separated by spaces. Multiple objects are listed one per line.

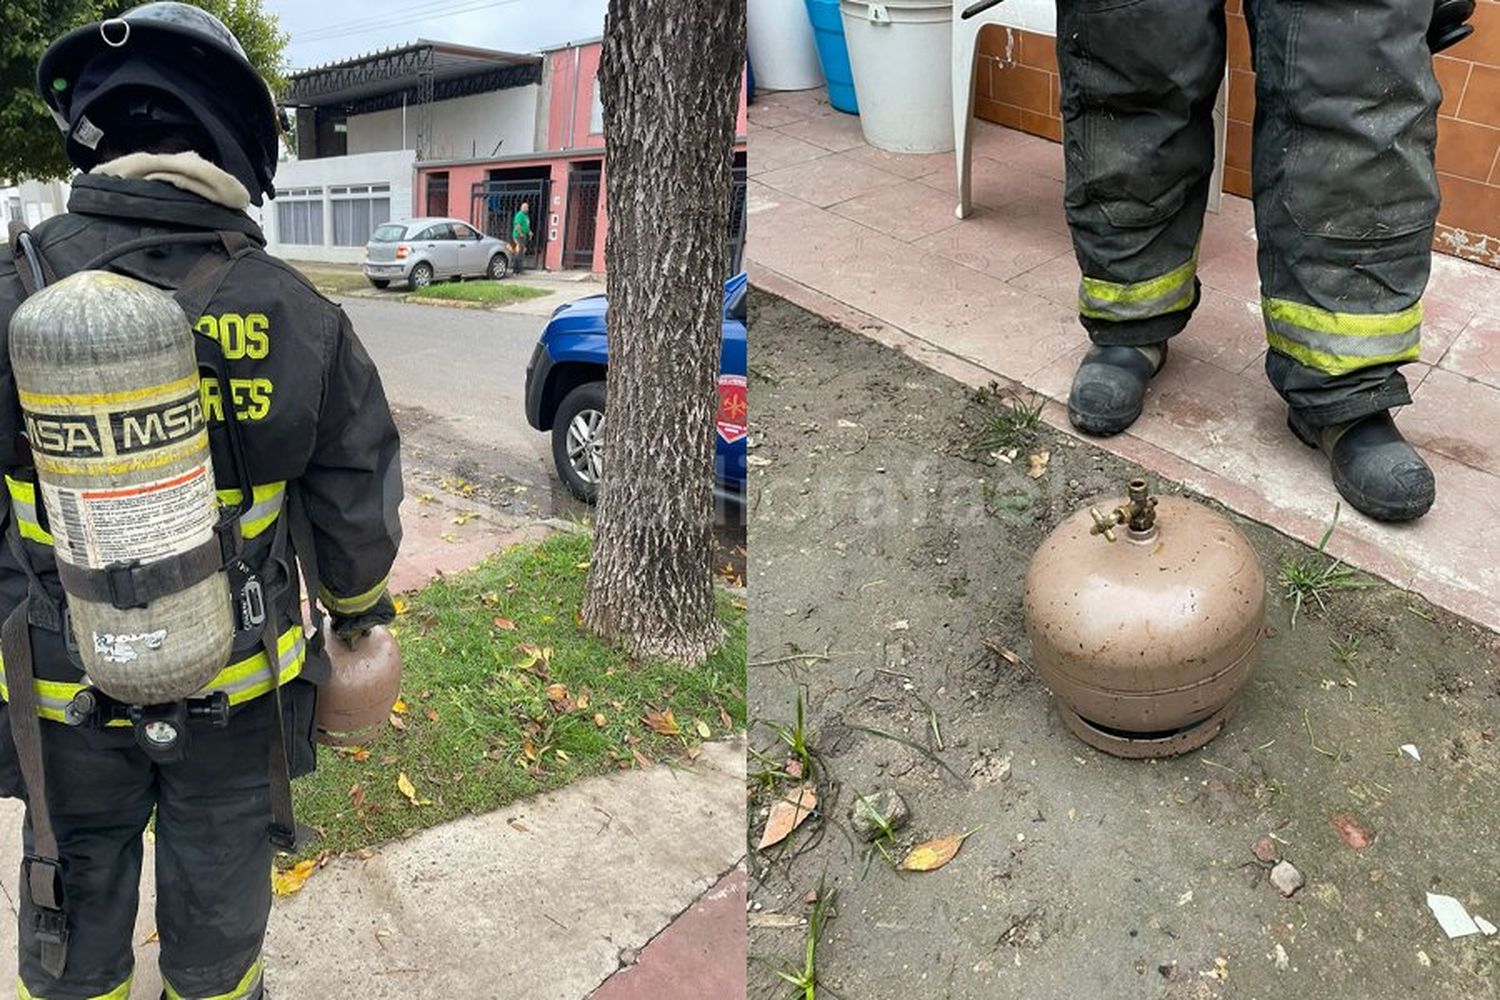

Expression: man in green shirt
xmin=511 ymin=200 xmax=532 ymax=274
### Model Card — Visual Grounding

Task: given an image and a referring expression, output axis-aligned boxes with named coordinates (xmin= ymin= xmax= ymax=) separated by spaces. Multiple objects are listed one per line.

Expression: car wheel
xmin=368 ymin=278 xmax=390 ymax=289
xmin=551 ymin=382 xmax=606 ymax=504
xmin=409 ymin=262 xmax=433 ymax=290
xmin=487 ymin=254 xmax=509 ymax=280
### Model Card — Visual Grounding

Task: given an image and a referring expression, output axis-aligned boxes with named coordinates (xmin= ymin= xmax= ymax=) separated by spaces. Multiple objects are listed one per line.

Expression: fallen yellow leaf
xmin=1026 ymin=451 xmax=1051 ymax=479
xmin=695 ymin=719 xmax=712 ymax=739
xmin=271 ymin=858 xmax=317 ymax=896
xmin=898 ymin=830 xmax=978 ymax=872
xmin=397 ymin=772 xmax=431 ymax=806
xmin=143 ymin=929 xmax=160 ymax=945
xmin=594 ymin=713 xmax=607 ymax=728
xmin=391 ymin=699 xmax=408 ymax=714
xmin=758 ymin=784 xmax=817 ymax=850
xmin=546 ymin=683 xmax=569 ymax=703
xmin=393 ymin=597 xmax=407 ymax=615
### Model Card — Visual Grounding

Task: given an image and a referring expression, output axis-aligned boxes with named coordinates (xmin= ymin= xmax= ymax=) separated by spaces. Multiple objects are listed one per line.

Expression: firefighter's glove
xmin=331 ymin=592 xmax=397 ymax=646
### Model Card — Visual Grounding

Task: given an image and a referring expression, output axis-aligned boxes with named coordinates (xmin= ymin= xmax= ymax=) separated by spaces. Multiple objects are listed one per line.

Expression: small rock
xmin=1270 ymin=860 xmax=1305 ymax=898
xmin=617 ymin=947 xmax=639 ymax=967
xmin=1273 ymin=943 xmax=1289 ymax=971
xmin=1157 ymin=961 xmax=1181 ymax=981
xmin=849 ymin=789 xmax=911 ymax=841
xmin=1251 ymin=835 xmax=1278 ymax=863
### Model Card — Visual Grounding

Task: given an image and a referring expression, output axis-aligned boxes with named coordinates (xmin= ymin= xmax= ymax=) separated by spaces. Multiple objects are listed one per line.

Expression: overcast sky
xmin=266 ymin=0 xmax=610 ymax=69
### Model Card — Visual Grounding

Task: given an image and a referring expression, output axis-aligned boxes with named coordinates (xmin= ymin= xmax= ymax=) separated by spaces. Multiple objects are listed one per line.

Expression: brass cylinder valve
xmin=1088 ymin=478 xmax=1158 ymax=542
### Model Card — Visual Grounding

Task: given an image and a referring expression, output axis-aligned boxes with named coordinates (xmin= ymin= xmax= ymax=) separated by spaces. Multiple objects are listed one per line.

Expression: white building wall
xmin=260 ymin=149 xmax=417 ymax=264
xmin=346 ymin=85 xmax=539 ymax=161
xmin=1 ymin=179 xmax=71 ymax=227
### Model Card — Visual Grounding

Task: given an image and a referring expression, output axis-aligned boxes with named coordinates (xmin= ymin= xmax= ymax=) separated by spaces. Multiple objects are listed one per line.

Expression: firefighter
xmin=0 ymin=4 xmax=402 ymax=998
xmin=1057 ymin=0 xmax=1472 ymax=522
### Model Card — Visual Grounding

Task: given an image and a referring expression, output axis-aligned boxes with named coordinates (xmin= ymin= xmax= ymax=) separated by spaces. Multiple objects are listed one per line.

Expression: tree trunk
xmin=581 ymin=0 xmax=745 ymax=664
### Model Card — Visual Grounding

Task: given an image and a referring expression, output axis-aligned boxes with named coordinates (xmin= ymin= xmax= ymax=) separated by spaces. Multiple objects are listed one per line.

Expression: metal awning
xmin=282 ymin=40 xmax=542 ymax=114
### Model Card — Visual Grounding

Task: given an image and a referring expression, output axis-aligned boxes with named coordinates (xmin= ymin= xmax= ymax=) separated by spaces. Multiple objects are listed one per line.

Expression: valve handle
xmin=1089 ymin=507 xmax=1118 ymax=543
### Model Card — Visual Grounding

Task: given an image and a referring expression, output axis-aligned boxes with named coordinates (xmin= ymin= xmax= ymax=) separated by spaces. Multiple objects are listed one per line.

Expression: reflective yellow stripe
xmin=5 ymin=476 xmax=52 ymax=545
xmin=217 ymin=481 xmax=286 ymax=539
xmin=1263 ymin=297 xmax=1423 ymax=376
xmin=18 ymin=973 xmax=132 ymax=999
xmin=319 ymin=576 xmax=389 ymax=616
xmin=17 ymin=374 xmax=199 ymax=410
xmin=1079 ymin=254 xmax=1198 ymax=322
xmin=163 ymin=957 xmax=263 ymax=1000
xmin=0 ymin=625 xmax=305 ymax=722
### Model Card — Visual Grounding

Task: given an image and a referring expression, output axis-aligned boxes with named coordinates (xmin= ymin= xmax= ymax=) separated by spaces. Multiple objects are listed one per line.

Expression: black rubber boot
xmin=1288 ymin=409 xmax=1435 ymax=522
xmin=1067 ymin=343 xmax=1168 ymax=436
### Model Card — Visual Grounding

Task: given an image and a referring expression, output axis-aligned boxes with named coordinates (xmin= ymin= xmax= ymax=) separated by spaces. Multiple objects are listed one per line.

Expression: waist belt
xmin=0 ymin=622 xmax=307 ymax=726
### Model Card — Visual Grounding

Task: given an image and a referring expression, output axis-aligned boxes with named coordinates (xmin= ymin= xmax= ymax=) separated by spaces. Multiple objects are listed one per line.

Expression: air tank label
xmin=41 ymin=465 xmax=217 ymax=568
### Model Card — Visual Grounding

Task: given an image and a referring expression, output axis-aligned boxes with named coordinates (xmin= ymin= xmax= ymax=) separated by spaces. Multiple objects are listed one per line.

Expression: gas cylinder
xmin=316 ymin=615 xmax=403 ymax=746
xmin=9 ymin=271 xmax=234 ymax=704
xmin=1022 ymin=479 xmax=1264 ymax=758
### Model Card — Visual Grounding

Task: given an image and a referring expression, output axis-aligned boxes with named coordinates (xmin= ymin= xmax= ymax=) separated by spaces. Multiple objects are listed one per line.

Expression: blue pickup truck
xmin=523 ymin=272 xmax=748 ymax=510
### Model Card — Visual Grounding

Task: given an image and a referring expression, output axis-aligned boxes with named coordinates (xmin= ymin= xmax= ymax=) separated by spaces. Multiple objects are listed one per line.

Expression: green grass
xmin=291 ymin=531 xmax=746 ymax=860
xmin=410 ymin=281 xmax=550 ymax=305
xmin=1277 ymin=505 xmax=1376 ymax=627
xmin=973 ymin=386 xmax=1046 ymax=453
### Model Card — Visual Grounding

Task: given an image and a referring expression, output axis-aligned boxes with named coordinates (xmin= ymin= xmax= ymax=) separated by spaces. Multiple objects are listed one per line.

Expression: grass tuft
xmin=777 ymin=879 xmax=836 ymax=1000
xmin=1277 ymin=505 xmax=1376 ymax=627
xmin=973 ymin=386 xmax=1046 ymax=453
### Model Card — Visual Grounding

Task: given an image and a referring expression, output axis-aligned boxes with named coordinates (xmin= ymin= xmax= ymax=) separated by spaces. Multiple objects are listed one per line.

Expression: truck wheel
xmin=552 ymin=382 xmax=606 ymax=503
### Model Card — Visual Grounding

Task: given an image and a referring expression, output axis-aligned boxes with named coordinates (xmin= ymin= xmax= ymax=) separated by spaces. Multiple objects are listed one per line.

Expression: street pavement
xmin=339 ymin=294 xmax=556 ymax=487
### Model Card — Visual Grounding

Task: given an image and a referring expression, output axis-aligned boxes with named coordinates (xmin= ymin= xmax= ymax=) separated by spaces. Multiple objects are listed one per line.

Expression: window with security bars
xmin=276 ymin=187 xmax=324 ymax=245
xmin=330 ymin=183 xmax=393 ymax=247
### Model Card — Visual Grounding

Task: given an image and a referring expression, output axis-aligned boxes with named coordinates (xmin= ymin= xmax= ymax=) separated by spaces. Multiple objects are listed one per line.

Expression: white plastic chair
xmin=952 ymin=0 xmax=1228 ymax=219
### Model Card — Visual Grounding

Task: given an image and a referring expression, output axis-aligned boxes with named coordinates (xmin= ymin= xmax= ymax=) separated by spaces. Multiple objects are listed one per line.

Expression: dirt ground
xmin=745 ymin=291 xmax=1500 ymax=1000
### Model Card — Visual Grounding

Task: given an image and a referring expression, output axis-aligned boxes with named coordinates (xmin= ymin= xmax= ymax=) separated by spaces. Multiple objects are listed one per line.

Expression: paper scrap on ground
xmin=1426 ymin=891 xmax=1481 ymax=938
xmin=1401 ymin=744 xmax=1421 ymax=761
xmin=1476 ymin=916 xmax=1497 ymax=936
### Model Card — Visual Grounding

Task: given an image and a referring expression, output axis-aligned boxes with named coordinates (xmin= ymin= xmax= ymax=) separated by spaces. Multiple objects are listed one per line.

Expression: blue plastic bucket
xmin=806 ymin=0 xmax=858 ymax=114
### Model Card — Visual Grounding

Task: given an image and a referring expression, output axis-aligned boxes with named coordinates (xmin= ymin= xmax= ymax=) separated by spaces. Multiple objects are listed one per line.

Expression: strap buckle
xmin=23 ymin=855 xmax=65 ymax=912
xmin=102 ymin=561 xmax=145 ymax=610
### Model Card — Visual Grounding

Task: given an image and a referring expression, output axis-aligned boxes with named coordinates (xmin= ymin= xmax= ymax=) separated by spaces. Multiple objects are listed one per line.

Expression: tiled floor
xmin=747 ymin=87 xmax=1500 ymax=633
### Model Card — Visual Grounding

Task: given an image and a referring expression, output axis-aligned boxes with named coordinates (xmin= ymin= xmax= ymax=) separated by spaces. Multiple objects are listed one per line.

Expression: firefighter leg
xmin=14 ymin=724 xmax=153 ymax=1000
xmin=154 ymin=700 xmax=278 ymax=1000
xmin=1056 ymin=0 xmax=1225 ymax=435
xmin=1250 ymin=0 xmax=1439 ymax=520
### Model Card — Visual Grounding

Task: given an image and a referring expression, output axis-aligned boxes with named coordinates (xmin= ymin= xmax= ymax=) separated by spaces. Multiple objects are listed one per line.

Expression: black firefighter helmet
xmin=37 ymin=2 xmax=280 ymax=205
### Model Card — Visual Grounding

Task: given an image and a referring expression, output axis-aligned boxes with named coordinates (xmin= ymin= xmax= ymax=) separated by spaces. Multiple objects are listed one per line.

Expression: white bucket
xmin=839 ymin=0 xmax=954 ymax=153
xmin=748 ymin=0 xmax=826 ymax=91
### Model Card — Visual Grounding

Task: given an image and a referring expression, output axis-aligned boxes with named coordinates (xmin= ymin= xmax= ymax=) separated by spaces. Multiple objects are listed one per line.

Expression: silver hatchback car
xmin=362 ymin=217 xmax=512 ymax=290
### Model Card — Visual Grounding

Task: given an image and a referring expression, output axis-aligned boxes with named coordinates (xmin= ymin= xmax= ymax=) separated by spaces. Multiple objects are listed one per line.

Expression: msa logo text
xmin=25 ymin=412 xmax=104 ymax=458
xmin=110 ymin=394 xmax=204 ymax=454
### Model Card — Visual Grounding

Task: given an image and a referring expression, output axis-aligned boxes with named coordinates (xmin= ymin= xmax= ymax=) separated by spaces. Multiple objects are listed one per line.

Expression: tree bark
xmin=581 ymin=0 xmax=745 ymax=664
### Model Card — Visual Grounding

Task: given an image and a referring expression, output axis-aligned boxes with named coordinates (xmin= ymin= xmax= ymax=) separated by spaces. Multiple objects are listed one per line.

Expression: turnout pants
xmin=1057 ymin=0 xmax=1441 ymax=426
xmin=1 ymin=686 xmax=315 ymax=1000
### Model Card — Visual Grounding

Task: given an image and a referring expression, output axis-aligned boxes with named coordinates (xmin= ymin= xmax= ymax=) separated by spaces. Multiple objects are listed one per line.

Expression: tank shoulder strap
xmin=7 ymin=221 xmax=57 ymax=299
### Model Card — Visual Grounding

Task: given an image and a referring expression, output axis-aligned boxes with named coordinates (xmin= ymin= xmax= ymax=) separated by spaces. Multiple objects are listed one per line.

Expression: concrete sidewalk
xmin=0 ymin=740 xmax=745 ymax=998
xmin=748 ymin=87 xmax=1500 ymax=633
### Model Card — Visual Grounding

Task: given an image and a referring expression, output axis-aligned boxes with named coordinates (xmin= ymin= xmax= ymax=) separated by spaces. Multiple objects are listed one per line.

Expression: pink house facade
xmin=416 ymin=39 xmax=749 ymax=273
